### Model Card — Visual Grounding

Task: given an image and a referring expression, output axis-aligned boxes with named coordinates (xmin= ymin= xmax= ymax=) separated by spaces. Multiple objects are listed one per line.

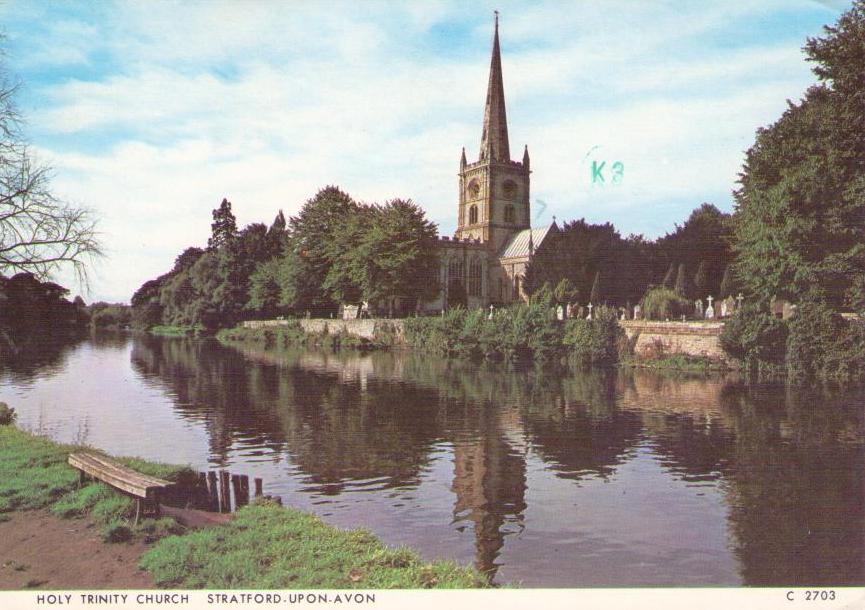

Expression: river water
xmin=0 ymin=334 xmax=862 ymax=587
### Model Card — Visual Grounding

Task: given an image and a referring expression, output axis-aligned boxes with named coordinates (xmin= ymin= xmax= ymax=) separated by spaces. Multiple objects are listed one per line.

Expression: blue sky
xmin=0 ymin=0 xmax=852 ymax=302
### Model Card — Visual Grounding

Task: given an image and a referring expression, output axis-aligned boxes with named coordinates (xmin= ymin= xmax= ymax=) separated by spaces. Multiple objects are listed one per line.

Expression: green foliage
xmin=208 ymin=198 xmax=238 ymax=251
xmin=662 ymin=263 xmax=676 ymax=289
xmin=640 ymin=286 xmax=692 ymax=320
xmin=404 ymin=299 xmax=563 ymax=361
xmin=719 ymin=304 xmax=788 ymax=375
xmin=0 ymin=273 xmax=88 ymax=346
xmin=786 ymin=300 xmax=865 ymax=384
xmin=88 ymin=302 xmax=131 ymax=329
xmin=562 ymin=306 xmax=624 ymax=365
xmin=589 ymin=270 xmax=602 ymax=304
xmin=628 ymin=353 xmax=731 ymax=373
xmin=718 ymin=265 xmax=738 ymax=298
xmin=693 ymin=261 xmax=709 ymax=299
xmin=139 ymin=502 xmax=488 ymax=589
xmin=674 ymin=263 xmax=690 ymax=298
xmin=732 ymin=3 xmax=865 ymax=308
xmin=0 ymin=402 xmax=16 ymax=425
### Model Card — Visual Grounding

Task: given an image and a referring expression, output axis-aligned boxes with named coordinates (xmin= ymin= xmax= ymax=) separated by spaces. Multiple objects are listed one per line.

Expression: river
xmin=0 ymin=333 xmax=862 ymax=587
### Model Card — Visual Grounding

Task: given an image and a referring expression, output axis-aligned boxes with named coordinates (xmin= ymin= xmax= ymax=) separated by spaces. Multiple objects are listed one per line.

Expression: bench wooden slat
xmin=68 ymin=452 xmax=171 ymax=498
xmin=78 ymin=453 xmax=171 ymax=488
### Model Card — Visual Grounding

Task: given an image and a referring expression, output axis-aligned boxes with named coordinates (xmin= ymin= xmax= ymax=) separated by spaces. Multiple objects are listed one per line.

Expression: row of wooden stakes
xmin=194 ymin=470 xmax=264 ymax=513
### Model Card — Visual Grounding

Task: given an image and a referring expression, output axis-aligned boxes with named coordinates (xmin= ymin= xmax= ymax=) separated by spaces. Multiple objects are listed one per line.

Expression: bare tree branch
xmin=0 ymin=59 xmax=102 ymax=285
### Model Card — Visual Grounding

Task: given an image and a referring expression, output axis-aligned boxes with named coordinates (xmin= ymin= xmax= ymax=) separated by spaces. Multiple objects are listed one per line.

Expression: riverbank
xmin=220 ymin=311 xmax=735 ymax=372
xmin=0 ymin=424 xmax=488 ymax=589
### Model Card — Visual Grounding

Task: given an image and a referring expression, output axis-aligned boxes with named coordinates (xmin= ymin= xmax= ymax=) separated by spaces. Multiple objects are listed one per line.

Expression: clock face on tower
xmin=468 ymin=180 xmax=480 ymax=199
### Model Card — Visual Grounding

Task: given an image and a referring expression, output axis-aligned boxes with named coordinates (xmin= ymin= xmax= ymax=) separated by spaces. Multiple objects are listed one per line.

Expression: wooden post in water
xmin=238 ymin=475 xmax=250 ymax=507
xmin=219 ymin=470 xmax=231 ymax=513
xmin=231 ymin=474 xmax=241 ymax=511
xmin=207 ymin=471 xmax=219 ymax=512
xmin=254 ymin=478 xmax=263 ymax=498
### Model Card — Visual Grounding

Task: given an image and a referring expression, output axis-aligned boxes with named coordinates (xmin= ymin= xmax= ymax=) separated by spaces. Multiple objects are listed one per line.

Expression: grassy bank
xmin=0 ymin=424 xmax=188 ymax=541
xmin=217 ymin=321 xmax=396 ymax=351
xmin=623 ymin=354 xmax=734 ymax=373
xmin=149 ymin=324 xmax=201 ymax=337
xmin=141 ymin=501 xmax=487 ymax=588
xmin=0 ymin=423 xmax=487 ymax=589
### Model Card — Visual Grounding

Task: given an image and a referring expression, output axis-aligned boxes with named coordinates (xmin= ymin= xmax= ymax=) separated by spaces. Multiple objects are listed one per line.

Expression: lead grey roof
xmin=498 ymin=223 xmax=556 ymax=259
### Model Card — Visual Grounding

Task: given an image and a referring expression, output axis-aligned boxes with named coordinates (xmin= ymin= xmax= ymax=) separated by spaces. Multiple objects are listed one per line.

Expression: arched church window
xmin=469 ymin=205 xmax=478 ymax=225
xmin=468 ymin=259 xmax=482 ymax=297
xmin=502 ymin=180 xmax=517 ymax=199
xmin=468 ymin=180 xmax=480 ymax=199
xmin=504 ymin=205 xmax=515 ymax=223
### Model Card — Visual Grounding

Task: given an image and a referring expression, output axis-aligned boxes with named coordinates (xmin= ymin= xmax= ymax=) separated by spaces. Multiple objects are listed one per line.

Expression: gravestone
xmin=556 ymin=305 xmax=564 ymax=321
xmin=565 ymin=303 xmax=572 ymax=319
xmin=705 ymin=295 xmax=715 ymax=319
xmin=695 ymin=299 xmax=704 ymax=318
xmin=587 ymin=303 xmax=593 ymax=320
xmin=633 ymin=304 xmax=642 ymax=320
xmin=619 ymin=307 xmax=626 ymax=321
xmin=489 ymin=304 xmax=495 ymax=320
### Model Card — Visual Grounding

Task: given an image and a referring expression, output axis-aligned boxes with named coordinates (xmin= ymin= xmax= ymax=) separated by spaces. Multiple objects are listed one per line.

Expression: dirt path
xmin=0 ymin=511 xmax=154 ymax=590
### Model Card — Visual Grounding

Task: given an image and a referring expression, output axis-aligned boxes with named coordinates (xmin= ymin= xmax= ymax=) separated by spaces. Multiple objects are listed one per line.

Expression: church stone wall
xmin=620 ymin=321 xmax=728 ymax=362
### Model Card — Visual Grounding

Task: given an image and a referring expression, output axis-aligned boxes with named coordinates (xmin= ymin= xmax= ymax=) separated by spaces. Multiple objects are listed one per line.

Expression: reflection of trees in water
xmin=132 ymin=336 xmax=864 ymax=586
xmin=719 ymin=382 xmax=864 ymax=585
xmin=0 ymin=332 xmax=86 ymax=382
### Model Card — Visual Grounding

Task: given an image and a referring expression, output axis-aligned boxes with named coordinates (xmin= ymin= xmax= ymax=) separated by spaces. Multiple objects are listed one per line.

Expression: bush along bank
xmin=0 ymin=422 xmax=488 ymax=589
xmin=403 ymin=299 xmax=627 ymax=365
xmin=721 ymin=300 xmax=865 ymax=384
xmin=216 ymin=320 xmax=400 ymax=351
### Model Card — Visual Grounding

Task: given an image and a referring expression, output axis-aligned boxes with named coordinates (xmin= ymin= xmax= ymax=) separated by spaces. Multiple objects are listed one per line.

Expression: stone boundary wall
xmin=620 ymin=320 xmax=727 ymax=361
xmin=242 ymin=318 xmax=728 ymax=360
xmin=242 ymin=318 xmax=406 ymax=342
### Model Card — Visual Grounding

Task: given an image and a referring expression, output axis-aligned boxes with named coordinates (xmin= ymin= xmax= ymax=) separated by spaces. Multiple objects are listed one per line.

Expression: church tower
xmin=456 ymin=13 xmax=531 ymax=253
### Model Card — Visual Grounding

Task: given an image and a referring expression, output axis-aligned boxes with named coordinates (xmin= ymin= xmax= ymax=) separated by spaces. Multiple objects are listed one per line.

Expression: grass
xmin=0 ymin=425 xmax=190 ymax=542
xmin=149 ymin=325 xmax=201 ymax=337
xmin=1 ymin=424 xmax=489 ymax=589
xmin=217 ymin=324 xmax=386 ymax=351
xmin=140 ymin=499 xmax=489 ymax=589
xmin=624 ymin=353 xmax=734 ymax=373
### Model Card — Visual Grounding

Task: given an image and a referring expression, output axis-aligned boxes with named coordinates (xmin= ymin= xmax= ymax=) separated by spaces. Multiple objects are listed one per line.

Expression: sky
xmin=0 ymin=0 xmax=852 ymax=303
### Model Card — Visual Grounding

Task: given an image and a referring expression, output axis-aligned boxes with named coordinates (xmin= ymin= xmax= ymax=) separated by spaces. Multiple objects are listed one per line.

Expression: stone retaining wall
xmin=242 ymin=318 xmax=406 ymax=342
xmin=620 ymin=320 xmax=727 ymax=361
xmin=242 ymin=318 xmax=727 ymax=360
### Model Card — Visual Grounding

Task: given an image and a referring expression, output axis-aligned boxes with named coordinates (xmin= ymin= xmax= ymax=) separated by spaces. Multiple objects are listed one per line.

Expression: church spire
xmin=479 ymin=11 xmax=510 ymax=163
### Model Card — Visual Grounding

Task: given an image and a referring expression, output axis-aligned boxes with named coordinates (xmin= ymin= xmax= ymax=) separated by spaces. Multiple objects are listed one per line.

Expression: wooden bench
xmin=68 ymin=452 xmax=172 ymax=524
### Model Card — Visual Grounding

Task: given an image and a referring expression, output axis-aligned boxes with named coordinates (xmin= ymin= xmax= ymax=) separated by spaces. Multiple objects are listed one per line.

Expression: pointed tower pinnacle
xmin=479 ymin=11 xmax=510 ymax=163
xmin=522 ymin=144 xmax=530 ymax=170
xmin=460 ymin=146 xmax=467 ymax=169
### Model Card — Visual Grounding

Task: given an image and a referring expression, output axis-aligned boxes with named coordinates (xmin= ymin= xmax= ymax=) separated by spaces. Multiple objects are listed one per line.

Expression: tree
xmin=0 ymin=60 xmax=101 ymax=281
xmin=662 ymin=263 xmax=676 ymax=289
xmin=732 ymin=2 xmax=865 ymax=308
xmin=589 ymin=270 xmax=601 ymax=304
xmin=693 ymin=261 xmax=708 ymax=299
xmin=674 ymin=263 xmax=690 ymax=298
xmin=207 ymin=198 xmax=237 ymax=250
xmin=328 ymin=199 xmax=440 ymax=313
xmin=719 ymin=264 xmax=737 ymax=298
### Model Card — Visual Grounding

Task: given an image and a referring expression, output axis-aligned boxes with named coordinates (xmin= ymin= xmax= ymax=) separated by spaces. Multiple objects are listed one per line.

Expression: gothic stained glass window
xmin=504 ymin=204 xmax=515 ymax=223
xmin=468 ymin=259 xmax=482 ymax=297
xmin=469 ymin=205 xmax=478 ymax=224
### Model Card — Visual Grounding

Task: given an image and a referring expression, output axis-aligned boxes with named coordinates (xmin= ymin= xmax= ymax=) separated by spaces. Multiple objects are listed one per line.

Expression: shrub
xmin=640 ymin=286 xmax=693 ymax=320
xmin=0 ymin=403 xmax=16 ymax=426
xmin=720 ymin=304 xmax=787 ymax=375
xmin=563 ymin=306 xmax=624 ymax=365
xmin=786 ymin=300 xmax=865 ymax=384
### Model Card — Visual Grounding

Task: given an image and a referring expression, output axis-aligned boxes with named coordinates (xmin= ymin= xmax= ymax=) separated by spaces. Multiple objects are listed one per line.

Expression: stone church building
xmin=422 ymin=15 xmax=557 ymax=312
